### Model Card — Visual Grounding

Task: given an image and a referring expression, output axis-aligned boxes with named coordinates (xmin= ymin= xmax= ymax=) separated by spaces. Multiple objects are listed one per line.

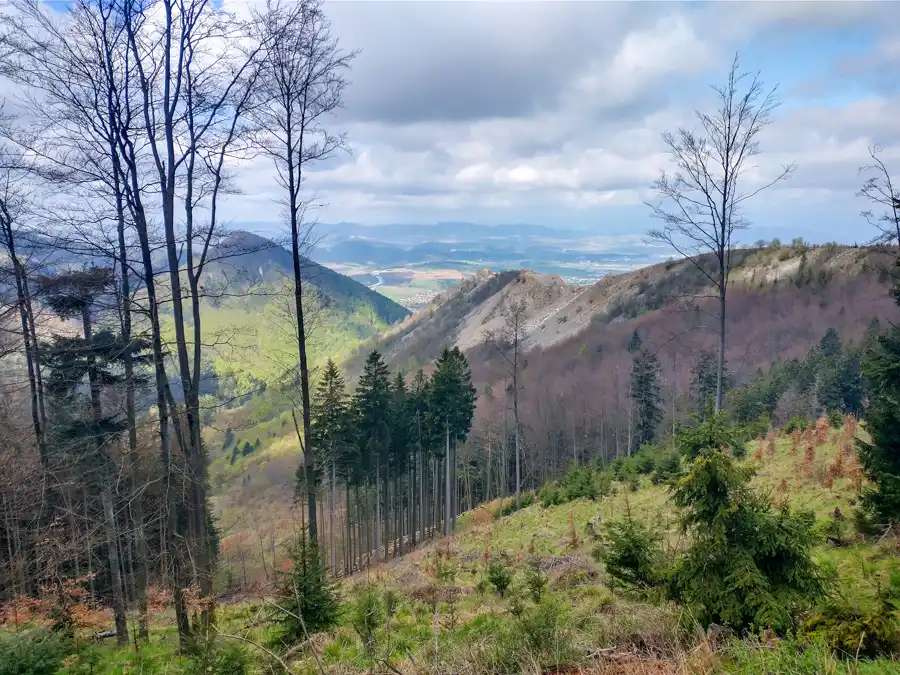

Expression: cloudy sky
xmin=152 ymin=2 xmax=900 ymax=241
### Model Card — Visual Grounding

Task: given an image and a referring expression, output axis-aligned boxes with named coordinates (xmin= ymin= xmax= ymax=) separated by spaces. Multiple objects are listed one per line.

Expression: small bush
xmin=486 ymin=555 xmax=514 ymax=597
xmin=801 ymin=603 xmax=900 ymax=658
xmin=184 ymin=635 xmax=252 ymax=675
xmin=348 ymin=585 xmax=383 ymax=656
xmin=493 ymin=595 xmax=577 ymax=672
xmin=827 ymin=410 xmax=844 ymax=428
xmin=784 ymin=415 xmax=810 ymax=434
xmin=596 ymin=514 xmax=668 ymax=592
xmin=523 ymin=557 xmax=547 ymax=604
xmin=0 ymin=629 xmax=72 ymax=675
xmin=268 ymin=527 xmax=340 ymax=648
xmin=651 ymin=452 xmax=681 ymax=485
xmin=496 ymin=492 xmax=534 ymax=517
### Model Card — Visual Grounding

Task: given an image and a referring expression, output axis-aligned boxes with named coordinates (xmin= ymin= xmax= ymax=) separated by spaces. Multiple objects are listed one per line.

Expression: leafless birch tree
xmin=252 ymin=0 xmax=355 ymax=541
xmin=646 ymin=54 xmax=795 ymax=413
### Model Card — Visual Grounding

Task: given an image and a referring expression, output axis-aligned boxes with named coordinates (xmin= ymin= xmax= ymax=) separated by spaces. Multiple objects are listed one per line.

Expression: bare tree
xmin=484 ymin=297 xmax=527 ymax=507
xmin=252 ymin=0 xmax=355 ymax=541
xmin=646 ymin=54 xmax=795 ymax=413
xmin=859 ymin=145 xmax=899 ymax=247
xmin=0 ymin=157 xmax=46 ymax=462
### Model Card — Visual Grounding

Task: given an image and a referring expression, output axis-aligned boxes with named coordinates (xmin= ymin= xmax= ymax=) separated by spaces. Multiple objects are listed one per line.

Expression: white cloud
xmin=208 ymin=2 xmax=900 ymax=241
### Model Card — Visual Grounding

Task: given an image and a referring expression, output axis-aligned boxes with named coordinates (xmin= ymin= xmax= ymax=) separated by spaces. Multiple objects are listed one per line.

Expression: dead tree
xmin=646 ymin=53 xmax=795 ymax=413
xmin=484 ymin=297 xmax=527 ymax=507
xmin=252 ymin=0 xmax=356 ymax=541
xmin=859 ymin=145 xmax=900 ymax=247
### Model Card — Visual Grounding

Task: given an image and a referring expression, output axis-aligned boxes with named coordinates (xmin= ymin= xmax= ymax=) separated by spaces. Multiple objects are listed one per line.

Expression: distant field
xmin=329 ymin=256 xmax=661 ymax=310
xmin=331 ymin=263 xmax=469 ymax=309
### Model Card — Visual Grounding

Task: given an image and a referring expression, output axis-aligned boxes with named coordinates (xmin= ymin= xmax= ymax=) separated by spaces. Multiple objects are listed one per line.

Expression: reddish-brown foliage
xmin=828 ymin=453 xmax=845 ymax=479
xmin=0 ymin=574 xmax=109 ymax=631
xmin=803 ymin=443 xmax=816 ymax=471
xmin=815 ymin=417 xmax=829 ymax=446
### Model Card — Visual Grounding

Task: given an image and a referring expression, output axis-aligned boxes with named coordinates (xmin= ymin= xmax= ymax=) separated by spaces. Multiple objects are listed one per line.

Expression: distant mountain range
xmin=297 ymin=221 xmax=668 ymax=277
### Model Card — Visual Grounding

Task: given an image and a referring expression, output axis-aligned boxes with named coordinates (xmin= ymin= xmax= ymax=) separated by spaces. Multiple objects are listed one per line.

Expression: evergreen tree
xmin=627 ymin=330 xmax=643 ymax=354
xmin=428 ymin=347 xmax=477 ymax=533
xmin=269 ymin=527 xmax=340 ymax=646
xmin=390 ymin=371 xmax=411 ymax=478
xmin=297 ymin=358 xmax=349 ymax=496
xmin=690 ymin=350 xmax=719 ymax=418
xmin=352 ymin=351 xmax=392 ymax=469
xmin=816 ymin=330 xmax=844 ymax=414
xmin=38 ymin=267 xmax=146 ymax=644
xmin=629 ymin=348 xmax=663 ymax=450
xmin=671 ymin=420 xmax=826 ymax=632
xmin=819 ymin=327 xmax=842 ymax=358
xmin=857 ymin=327 xmax=900 ymax=526
xmin=388 ymin=372 xmax=411 ymax=555
xmin=351 ymin=351 xmax=392 ymax=558
xmin=409 ymin=368 xmax=432 ymax=544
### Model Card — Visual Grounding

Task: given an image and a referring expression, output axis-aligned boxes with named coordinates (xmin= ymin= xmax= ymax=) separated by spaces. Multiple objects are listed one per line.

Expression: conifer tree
xmin=428 ymin=347 xmax=476 ymax=534
xmin=409 ymin=369 xmax=432 ymax=542
xmin=269 ymin=527 xmax=340 ymax=646
xmin=297 ymin=359 xmax=349 ymax=495
xmin=671 ymin=432 xmax=825 ymax=632
xmin=389 ymin=372 xmax=411 ymax=556
xmin=857 ymin=328 xmax=900 ymax=526
xmin=307 ymin=359 xmax=350 ymax=569
xmin=39 ymin=267 xmax=137 ymax=644
xmin=690 ymin=350 xmax=719 ymax=418
xmin=352 ymin=351 xmax=392 ymax=560
xmin=629 ymin=347 xmax=663 ymax=451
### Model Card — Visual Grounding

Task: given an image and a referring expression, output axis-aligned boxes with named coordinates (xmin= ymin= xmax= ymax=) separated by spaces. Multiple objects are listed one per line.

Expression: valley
xmin=313 ymin=222 xmax=668 ymax=309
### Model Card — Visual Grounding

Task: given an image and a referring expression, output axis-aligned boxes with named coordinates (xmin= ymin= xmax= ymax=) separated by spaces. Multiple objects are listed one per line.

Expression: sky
xmin=33 ymin=0 xmax=900 ymax=243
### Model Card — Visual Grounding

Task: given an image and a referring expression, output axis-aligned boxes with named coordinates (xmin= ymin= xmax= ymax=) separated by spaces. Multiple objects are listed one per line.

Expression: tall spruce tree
xmin=857 ymin=328 xmax=900 ymax=526
xmin=630 ymin=347 xmax=663 ymax=451
xmin=39 ymin=268 xmax=134 ymax=643
xmin=409 ymin=369 xmax=432 ymax=543
xmin=305 ymin=358 xmax=350 ymax=570
xmin=428 ymin=347 xmax=476 ymax=534
xmin=691 ymin=350 xmax=719 ymax=418
xmin=352 ymin=351 xmax=392 ymax=560
xmin=298 ymin=359 xmax=349 ymax=492
xmin=389 ymin=372 xmax=411 ymax=556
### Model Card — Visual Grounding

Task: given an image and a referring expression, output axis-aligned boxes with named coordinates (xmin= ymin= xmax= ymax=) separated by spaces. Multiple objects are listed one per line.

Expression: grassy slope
xmin=64 ymin=419 xmax=900 ymax=674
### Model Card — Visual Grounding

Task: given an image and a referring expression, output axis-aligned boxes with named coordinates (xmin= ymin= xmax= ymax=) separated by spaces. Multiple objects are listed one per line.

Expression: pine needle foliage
xmin=670 ymin=448 xmax=828 ymax=633
xmin=269 ymin=527 xmax=340 ymax=647
xmin=856 ymin=325 xmax=900 ymax=527
xmin=598 ymin=513 xmax=668 ymax=592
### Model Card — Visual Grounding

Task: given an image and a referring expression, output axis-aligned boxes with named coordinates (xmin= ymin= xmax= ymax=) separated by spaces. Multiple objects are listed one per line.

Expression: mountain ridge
xmin=350 ymin=243 xmax=897 ymax=383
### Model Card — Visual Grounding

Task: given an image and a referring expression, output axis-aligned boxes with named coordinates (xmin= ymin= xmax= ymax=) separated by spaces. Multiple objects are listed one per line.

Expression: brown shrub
xmin=815 ymin=417 xmax=829 ymax=446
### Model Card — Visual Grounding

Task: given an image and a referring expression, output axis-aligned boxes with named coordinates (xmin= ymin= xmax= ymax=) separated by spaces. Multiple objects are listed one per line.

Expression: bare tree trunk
xmin=330 ymin=461 xmax=336 ymax=572
xmin=716 ymin=283 xmax=726 ymax=413
xmin=444 ymin=423 xmax=451 ymax=536
xmin=82 ymin=305 xmax=127 ymax=644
